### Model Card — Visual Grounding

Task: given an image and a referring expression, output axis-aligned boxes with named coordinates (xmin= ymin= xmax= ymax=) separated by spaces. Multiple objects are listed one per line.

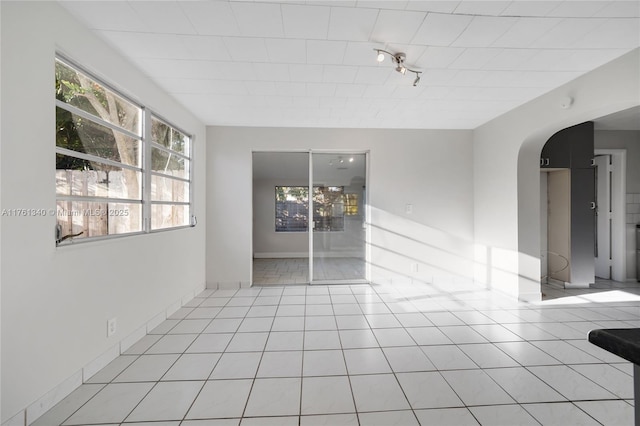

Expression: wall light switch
xmin=405 ymin=204 xmax=413 ymax=214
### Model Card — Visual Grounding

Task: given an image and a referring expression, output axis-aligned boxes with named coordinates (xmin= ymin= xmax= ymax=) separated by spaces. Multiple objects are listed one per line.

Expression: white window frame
xmin=146 ymin=113 xmax=194 ymax=233
xmin=55 ymin=54 xmax=195 ymax=246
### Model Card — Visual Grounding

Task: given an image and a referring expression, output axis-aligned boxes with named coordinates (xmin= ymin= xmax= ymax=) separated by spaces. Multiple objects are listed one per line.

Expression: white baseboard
xmin=518 ymin=291 xmax=543 ymax=302
xmin=253 ymin=252 xmax=307 ymax=259
xmin=544 ymin=278 xmax=566 ymax=288
xmin=146 ymin=312 xmax=168 ymax=334
xmin=205 ymin=281 xmax=253 ymax=289
xmin=81 ymin=344 xmax=119 ymax=383
xmin=3 ymin=411 xmax=25 ymax=426
xmin=7 ymin=281 xmax=206 ymax=426
xmin=253 ymin=251 xmax=364 ymax=259
xmin=26 ymin=371 xmax=83 ymax=424
xmin=207 ymin=281 xmax=240 ymax=289
xmin=564 ymin=283 xmax=591 ymax=289
xmin=119 ymin=325 xmax=147 ymax=354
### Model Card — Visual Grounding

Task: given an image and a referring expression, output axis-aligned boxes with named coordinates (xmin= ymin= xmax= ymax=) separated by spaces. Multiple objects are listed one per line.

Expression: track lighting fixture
xmin=374 ymin=48 xmax=422 ymax=86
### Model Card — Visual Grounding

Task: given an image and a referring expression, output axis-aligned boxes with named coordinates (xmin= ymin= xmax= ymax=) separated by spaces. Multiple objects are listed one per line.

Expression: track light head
xmin=413 ymin=74 xmax=421 ymax=87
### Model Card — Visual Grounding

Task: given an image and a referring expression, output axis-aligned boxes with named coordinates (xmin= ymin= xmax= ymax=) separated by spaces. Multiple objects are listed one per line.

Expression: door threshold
xmin=310 ymin=279 xmax=369 ymax=285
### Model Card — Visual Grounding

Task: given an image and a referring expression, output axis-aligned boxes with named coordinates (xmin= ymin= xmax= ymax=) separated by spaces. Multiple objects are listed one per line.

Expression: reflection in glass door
xmin=252 ymin=152 xmax=309 ymax=285
xmin=310 ymin=153 xmax=368 ymax=284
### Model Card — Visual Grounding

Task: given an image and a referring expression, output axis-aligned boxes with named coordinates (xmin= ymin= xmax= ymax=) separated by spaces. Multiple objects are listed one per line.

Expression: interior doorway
xmin=594 ymin=149 xmax=627 ymax=282
xmin=540 ymin=150 xmax=627 ymax=286
xmin=251 ymin=151 xmax=368 ymax=285
xmin=594 ymin=154 xmax=612 ymax=279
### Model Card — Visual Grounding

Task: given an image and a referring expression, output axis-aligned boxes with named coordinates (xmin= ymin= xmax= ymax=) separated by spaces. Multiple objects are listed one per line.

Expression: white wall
xmin=207 ymin=127 xmax=475 ymax=289
xmin=0 ymin=2 xmax=206 ymax=422
xmin=595 ymin=130 xmax=640 ymax=279
xmin=595 ymin=131 xmax=640 ymax=192
xmin=474 ymin=49 xmax=639 ymax=300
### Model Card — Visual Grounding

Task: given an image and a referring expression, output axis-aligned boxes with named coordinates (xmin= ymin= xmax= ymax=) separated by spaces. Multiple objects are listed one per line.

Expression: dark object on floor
xmin=589 ymin=328 xmax=640 ymax=425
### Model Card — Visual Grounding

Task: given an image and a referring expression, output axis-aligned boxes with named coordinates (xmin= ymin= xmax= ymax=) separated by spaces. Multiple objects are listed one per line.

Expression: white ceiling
xmin=60 ymin=0 xmax=640 ymax=129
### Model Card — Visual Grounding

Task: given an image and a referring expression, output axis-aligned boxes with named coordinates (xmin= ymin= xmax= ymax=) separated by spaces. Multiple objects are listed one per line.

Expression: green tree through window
xmin=275 ymin=186 xmax=345 ymax=232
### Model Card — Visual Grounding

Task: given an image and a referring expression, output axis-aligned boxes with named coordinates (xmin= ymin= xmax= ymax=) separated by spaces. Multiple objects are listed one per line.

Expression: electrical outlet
xmin=107 ymin=317 xmax=117 ymax=337
xmin=405 ymin=204 xmax=413 ymax=214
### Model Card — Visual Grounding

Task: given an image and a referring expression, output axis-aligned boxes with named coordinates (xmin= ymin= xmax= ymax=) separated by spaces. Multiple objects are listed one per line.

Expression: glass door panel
xmin=252 ymin=152 xmax=309 ymax=285
xmin=311 ymin=153 xmax=367 ymax=283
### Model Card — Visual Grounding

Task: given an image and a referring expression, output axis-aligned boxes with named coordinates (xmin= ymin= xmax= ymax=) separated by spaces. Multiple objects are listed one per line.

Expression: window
xmin=150 ymin=117 xmax=191 ymax=230
xmin=55 ymin=57 xmax=193 ymax=244
xmin=344 ymin=193 xmax=359 ymax=216
xmin=313 ymin=186 xmax=344 ymax=231
xmin=275 ymin=186 xmax=308 ymax=232
xmin=274 ymin=186 xmax=345 ymax=232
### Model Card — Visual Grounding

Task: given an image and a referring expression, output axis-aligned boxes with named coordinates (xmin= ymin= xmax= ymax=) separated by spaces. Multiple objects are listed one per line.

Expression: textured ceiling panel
xmin=59 ymin=0 xmax=640 ymax=129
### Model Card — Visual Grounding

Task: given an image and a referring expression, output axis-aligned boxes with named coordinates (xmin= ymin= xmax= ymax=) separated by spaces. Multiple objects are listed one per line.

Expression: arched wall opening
xmin=518 ymin=110 xmax=626 ymax=296
xmin=473 ymin=48 xmax=639 ymax=302
xmin=517 ymin=105 xmax=635 ymax=297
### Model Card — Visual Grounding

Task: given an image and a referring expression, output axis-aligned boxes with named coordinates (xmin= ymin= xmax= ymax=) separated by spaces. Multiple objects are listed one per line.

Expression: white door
xmin=595 ymin=155 xmax=611 ymax=279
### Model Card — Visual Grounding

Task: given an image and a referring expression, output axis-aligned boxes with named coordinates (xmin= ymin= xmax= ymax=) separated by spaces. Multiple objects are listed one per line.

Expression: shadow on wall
xmin=366 ymin=207 xmax=542 ymax=301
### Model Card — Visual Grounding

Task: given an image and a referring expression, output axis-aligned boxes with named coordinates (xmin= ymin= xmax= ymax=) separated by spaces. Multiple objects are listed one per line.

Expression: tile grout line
xmin=37 ymin=279 xmax=640 ymax=426
xmin=175 ymin=289 xmax=239 ymax=424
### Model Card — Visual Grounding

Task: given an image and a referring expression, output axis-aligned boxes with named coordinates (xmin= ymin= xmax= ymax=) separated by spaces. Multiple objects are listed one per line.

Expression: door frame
xmin=250 ymin=149 xmax=371 ymax=286
xmin=594 ymin=154 xmax=611 ymax=279
xmin=595 ymin=148 xmax=627 ymax=282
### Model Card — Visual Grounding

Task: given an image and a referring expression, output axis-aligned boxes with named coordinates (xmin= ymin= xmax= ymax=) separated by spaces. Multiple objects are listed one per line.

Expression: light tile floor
xmin=35 ymin=280 xmax=640 ymax=425
xmin=253 ymin=258 xmax=365 ymax=285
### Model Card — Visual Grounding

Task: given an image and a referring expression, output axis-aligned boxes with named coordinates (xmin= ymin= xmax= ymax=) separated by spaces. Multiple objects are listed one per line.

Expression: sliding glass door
xmin=252 ymin=151 xmax=368 ymax=285
xmin=310 ymin=153 xmax=367 ymax=284
xmin=252 ymin=152 xmax=309 ymax=285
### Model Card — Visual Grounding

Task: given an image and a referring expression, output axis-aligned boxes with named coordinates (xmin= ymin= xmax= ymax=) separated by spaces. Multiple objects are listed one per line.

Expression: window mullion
xmin=143 ymin=107 xmax=152 ymax=233
xmin=189 ymin=134 xmax=195 ymax=227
